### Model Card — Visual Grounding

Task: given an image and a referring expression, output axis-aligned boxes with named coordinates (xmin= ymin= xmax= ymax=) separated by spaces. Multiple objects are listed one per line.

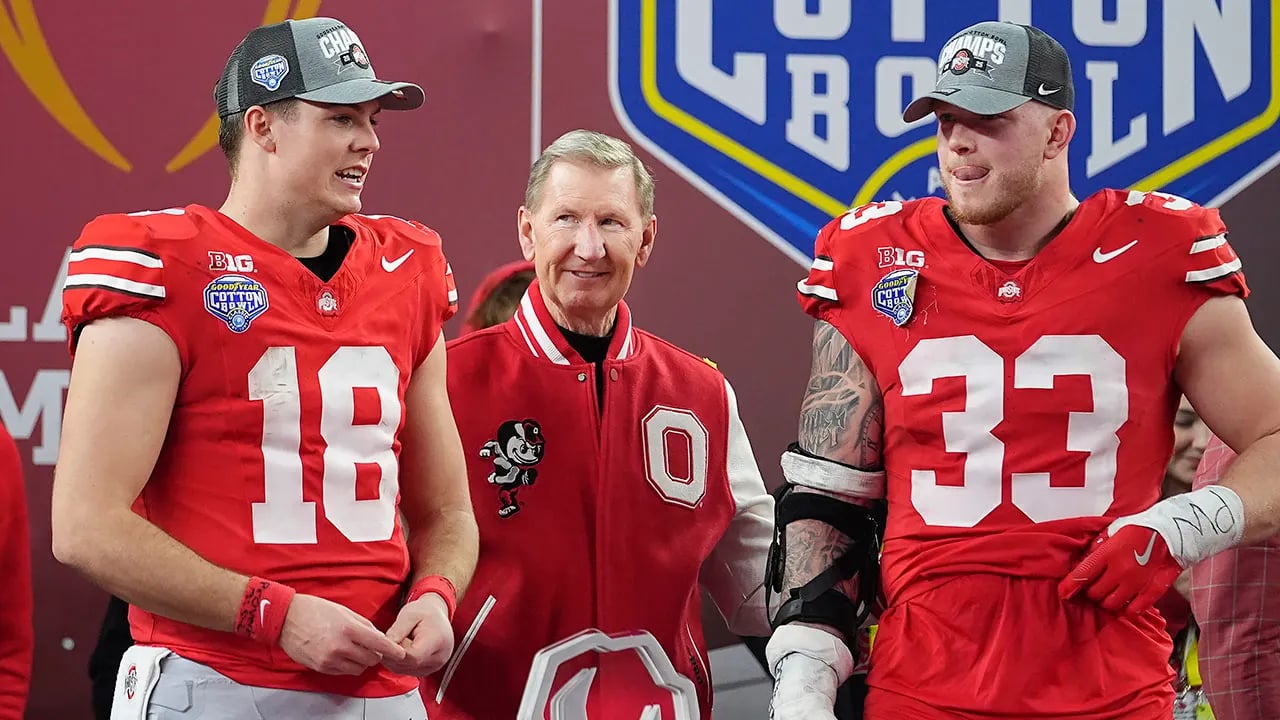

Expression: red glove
xmin=1058 ymin=525 xmax=1182 ymax=614
xmin=1059 ymin=486 xmax=1245 ymax=615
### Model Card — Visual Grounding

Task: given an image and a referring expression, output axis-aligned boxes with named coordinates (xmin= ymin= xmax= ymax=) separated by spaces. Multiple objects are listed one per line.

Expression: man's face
xmin=934 ymin=101 xmax=1056 ymax=225
xmin=518 ymin=160 xmax=656 ymax=330
xmin=267 ymin=99 xmax=381 ymax=218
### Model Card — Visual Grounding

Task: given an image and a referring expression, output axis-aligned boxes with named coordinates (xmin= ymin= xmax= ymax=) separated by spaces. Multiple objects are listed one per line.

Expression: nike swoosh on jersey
xmin=382 ymin=249 xmax=415 ymax=272
xmin=1038 ymin=83 xmax=1062 ymax=96
xmin=1093 ymin=240 xmax=1139 ymax=263
xmin=1134 ymin=532 xmax=1158 ymax=566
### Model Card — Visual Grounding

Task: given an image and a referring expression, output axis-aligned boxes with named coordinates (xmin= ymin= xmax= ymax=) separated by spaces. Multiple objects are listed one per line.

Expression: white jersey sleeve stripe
xmin=1186 ymin=258 xmax=1243 ymax=283
xmin=1189 ymin=234 xmax=1227 ymax=254
xmin=811 ymin=256 xmax=834 ymax=272
xmin=64 ymin=274 xmax=166 ymax=299
xmin=797 ymin=280 xmax=838 ymax=302
xmin=68 ymin=247 xmax=164 ymax=268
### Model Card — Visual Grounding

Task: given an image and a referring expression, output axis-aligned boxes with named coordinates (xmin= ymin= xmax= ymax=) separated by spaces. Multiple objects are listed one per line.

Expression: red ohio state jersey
xmin=61 ymin=205 xmax=456 ymax=697
xmin=422 ymin=281 xmax=773 ymax=720
xmin=799 ymin=190 xmax=1246 ymax=716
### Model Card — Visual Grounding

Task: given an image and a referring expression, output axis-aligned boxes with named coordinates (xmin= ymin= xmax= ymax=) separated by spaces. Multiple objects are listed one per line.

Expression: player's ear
xmin=244 ymin=106 xmax=277 ymax=153
xmin=517 ymin=206 xmax=536 ymax=262
xmin=634 ymin=214 xmax=657 ymax=269
xmin=1044 ymin=109 xmax=1075 ymax=161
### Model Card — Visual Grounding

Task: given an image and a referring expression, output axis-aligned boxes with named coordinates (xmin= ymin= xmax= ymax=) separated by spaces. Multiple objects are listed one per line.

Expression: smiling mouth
xmin=568 ymin=270 xmax=607 ymax=279
xmin=336 ymin=169 xmax=366 ymax=186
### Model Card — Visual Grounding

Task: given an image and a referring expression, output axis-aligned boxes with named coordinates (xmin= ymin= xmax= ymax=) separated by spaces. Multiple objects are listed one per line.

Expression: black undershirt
xmin=557 ymin=324 xmax=614 ymax=412
xmin=296 ymin=226 xmax=354 ymax=282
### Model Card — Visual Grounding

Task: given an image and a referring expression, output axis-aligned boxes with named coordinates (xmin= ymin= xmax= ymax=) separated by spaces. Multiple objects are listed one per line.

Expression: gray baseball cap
xmin=902 ymin=21 xmax=1073 ymax=123
xmin=214 ymin=17 xmax=425 ymax=118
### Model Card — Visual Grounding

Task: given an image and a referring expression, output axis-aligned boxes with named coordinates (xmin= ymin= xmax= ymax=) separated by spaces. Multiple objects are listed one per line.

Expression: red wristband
xmin=406 ymin=575 xmax=457 ymax=620
xmin=234 ymin=577 xmax=296 ymax=646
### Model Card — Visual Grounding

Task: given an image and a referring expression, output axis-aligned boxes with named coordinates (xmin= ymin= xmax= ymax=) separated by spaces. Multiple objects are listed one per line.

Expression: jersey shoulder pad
xmin=1108 ymin=189 xmax=1220 ymax=236
xmin=1105 ymin=190 xmax=1246 ymax=296
xmin=348 ymin=213 xmax=445 ymax=251
xmin=63 ymin=211 xmax=186 ymax=344
xmin=819 ymin=199 xmax=927 ymax=251
xmin=799 ymin=199 xmax=931 ymax=315
xmin=349 ymin=214 xmax=458 ymax=326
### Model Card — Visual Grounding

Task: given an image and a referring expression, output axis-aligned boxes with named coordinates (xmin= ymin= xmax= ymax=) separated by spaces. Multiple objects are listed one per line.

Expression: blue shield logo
xmin=251 ymin=54 xmax=290 ymax=91
xmin=610 ymin=1 xmax=1280 ymax=263
xmin=204 ymin=274 xmax=269 ymax=333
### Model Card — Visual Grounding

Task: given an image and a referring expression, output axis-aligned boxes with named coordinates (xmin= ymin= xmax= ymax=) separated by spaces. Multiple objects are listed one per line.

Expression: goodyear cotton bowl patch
xmin=204 ymin=274 xmax=269 ymax=333
xmin=872 ymin=269 xmax=918 ymax=326
xmin=610 ymin=1 xmax=1280 ymax=264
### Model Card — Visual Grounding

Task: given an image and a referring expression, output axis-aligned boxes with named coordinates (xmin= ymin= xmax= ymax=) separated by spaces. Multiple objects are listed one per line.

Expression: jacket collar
xmin=506 ymin=279 xmax=637 ymax=365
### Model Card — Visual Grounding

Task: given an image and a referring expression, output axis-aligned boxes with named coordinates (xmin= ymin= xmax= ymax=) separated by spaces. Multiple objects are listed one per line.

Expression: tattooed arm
xmin=797 ymin=320 xmax=884 ymax=467
xmin=781 ymin=321 xmax=884 ymax=638
xmin=765 ymin=321 xmax=884 ymax=719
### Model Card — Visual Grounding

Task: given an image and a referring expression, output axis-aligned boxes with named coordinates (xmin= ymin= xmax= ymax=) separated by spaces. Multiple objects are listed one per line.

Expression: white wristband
xmin=765 ymin=624 xmax=854 ymax=684
xmin=1108 ymin=486 xmax=1245 ymax=568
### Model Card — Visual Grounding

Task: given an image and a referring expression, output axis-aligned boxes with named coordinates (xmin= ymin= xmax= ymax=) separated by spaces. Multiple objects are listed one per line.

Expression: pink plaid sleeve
xmin=1188 ymin=436 xmax=1280 ymax=720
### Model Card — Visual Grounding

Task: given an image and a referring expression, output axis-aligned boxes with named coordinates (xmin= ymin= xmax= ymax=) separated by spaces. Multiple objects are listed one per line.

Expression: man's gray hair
xmin=524 ymin=129 xmax=655 ymax=217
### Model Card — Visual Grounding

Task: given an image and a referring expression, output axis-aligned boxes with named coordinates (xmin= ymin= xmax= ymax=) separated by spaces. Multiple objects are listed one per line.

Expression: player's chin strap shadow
xmin=765 ymin=485 xmax=883 ymax=634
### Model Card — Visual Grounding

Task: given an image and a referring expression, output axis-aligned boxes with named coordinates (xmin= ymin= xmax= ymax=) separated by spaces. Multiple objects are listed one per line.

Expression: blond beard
xmin=943 ymin=161 xmax=1043 ymax=226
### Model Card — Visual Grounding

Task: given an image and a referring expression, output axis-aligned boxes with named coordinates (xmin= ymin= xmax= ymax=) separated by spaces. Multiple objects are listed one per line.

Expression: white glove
xmin=766 ymin=625 xmax=853 ymax=720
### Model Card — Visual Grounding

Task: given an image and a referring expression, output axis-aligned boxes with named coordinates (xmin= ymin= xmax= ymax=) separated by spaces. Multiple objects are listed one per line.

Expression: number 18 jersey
xmin=798 ymin=190 xmax=1247 ymax=604
xmin=61 ymin=205 xmax=457 ymax=697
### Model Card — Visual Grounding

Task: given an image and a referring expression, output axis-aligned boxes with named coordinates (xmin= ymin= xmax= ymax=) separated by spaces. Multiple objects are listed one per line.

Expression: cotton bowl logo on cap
xmin=250 ymin=54 xmax=289 ymax=91
xmin=204 ymin=274 xmax=270 ymax=333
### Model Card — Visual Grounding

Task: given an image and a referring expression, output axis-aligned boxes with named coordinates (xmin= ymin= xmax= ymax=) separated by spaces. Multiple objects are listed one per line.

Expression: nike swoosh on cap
xmin=1038 ymin=84 xmax=1062 ymax=96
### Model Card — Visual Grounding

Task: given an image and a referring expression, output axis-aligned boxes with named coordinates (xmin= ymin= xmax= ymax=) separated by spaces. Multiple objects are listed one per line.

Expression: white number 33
xmin=899 ymin=335 xmax=1127 ymax=527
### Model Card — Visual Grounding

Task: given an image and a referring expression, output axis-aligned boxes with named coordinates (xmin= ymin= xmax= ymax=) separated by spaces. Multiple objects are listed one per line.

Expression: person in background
xmin=458 ymin=260 xmax=534 ymax=335
xmin=1190 ymin=435 xmax=1280 ymax=720
xmin=0 ymin=423 xmax=32 ymax=720
xmin=1155 ymin=395 xmax=1212 ymax=642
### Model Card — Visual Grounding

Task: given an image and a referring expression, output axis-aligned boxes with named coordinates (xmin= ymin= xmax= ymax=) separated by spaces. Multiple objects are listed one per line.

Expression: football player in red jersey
xmin=764 ymin=21 xmax=1280 ymax=720
xmin=420 ymin=130 xmax=775 ymax=719
xmin=51 ymin=17 xmax=476 ymax=720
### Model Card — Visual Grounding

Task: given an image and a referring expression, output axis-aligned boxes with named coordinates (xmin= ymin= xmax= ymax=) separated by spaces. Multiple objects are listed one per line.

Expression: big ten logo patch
xmin=209 ymin=252 xmax=256 ymax=273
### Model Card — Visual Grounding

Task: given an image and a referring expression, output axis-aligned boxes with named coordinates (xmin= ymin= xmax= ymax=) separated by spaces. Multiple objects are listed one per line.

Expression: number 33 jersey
xmin=797 ymin=190 xmax=1247 ymax=607
xmin=61 ymin=205 xmax=457 ymax=697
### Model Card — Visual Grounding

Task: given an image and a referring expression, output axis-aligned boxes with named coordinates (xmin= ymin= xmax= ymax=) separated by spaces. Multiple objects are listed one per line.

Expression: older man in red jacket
xmin=423 ymin=129 xmax=774 ymax=720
